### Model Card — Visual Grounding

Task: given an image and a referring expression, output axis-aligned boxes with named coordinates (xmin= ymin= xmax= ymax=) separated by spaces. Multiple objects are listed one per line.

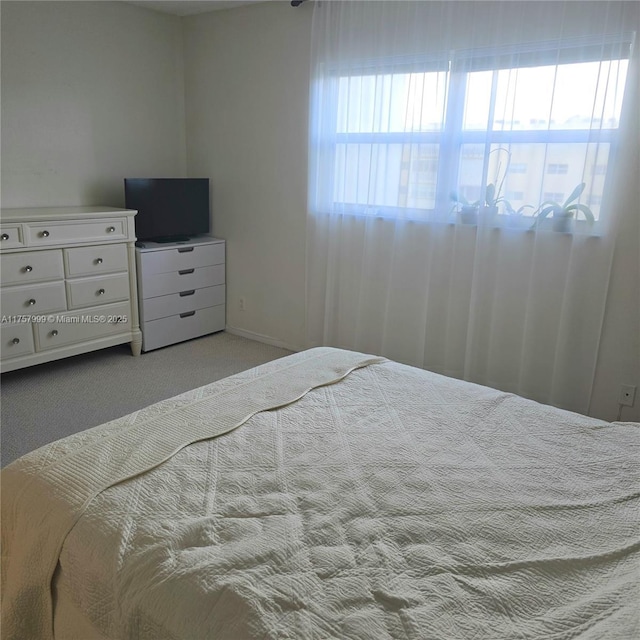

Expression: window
xmin=319 ymin=36 xmax=631 ymax=226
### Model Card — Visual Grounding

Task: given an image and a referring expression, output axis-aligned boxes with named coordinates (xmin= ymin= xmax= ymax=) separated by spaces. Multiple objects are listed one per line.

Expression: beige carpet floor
xmin=1 ymin=331 xmax=293 ymax=467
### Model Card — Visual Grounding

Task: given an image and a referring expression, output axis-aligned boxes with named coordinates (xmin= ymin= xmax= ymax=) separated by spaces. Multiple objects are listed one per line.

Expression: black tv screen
xmin=124 ymin=178 xmax=210 ymax=242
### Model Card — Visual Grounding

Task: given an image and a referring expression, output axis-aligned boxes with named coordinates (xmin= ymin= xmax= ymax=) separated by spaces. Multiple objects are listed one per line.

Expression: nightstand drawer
xmin=66 ymin=274 xmax=130 ymax=310
xmin=142 ymin=264 xmax=225 ymax=299
xmin=0 ymin=323 xmax=35 ymax=359
xmin=1 ymin=250 xmax=64 ymax=285
xmin=141 ymin=285 xmax=225 ymax=322
xmin=139 ymin=242 xmax=224 ymax=275
xmin=1 ymin=281 xmax=66 ymax=317
xmin=24 ymin=218 xmax=127 ymax=246
xmin=34 ymin=302 xmax=131 ymax=350
xmin=0 ymin=226 xmax=24 ymax=249
xmin=142 ymin=304 xmax=225 ymax=351
xmin=64 ymin=244 xmax=128 ymax=277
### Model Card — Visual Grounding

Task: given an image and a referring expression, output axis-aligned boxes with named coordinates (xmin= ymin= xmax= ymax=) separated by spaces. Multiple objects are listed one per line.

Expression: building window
xmin=547 ymin=164 xmax=569 ymax=174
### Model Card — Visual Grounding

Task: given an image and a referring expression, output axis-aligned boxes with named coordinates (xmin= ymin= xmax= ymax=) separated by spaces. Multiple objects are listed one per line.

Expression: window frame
xmin=320 ymin=34 xmax=633 ymax=229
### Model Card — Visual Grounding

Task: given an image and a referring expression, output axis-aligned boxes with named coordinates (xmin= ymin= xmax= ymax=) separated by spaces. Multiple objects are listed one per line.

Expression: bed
xmin=2 ymin=347 xmax=639 ymax=639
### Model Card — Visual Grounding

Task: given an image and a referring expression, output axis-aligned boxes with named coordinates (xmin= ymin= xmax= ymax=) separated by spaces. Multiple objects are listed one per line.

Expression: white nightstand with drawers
xmin=135 ymin=236 xmax=226 ymax=351
xmin=0 ymin=207 xmax=142 ymax=373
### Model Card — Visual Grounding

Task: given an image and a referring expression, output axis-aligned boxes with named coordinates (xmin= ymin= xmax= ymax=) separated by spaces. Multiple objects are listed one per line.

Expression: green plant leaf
xmin=532 ymin=200 xmax=559 ymax=219
xmin=565 ymin=203 xmax=595 ymax=224
xmin=532 ymin=205 xmax=557 ymax=228
xmin=563 ymin=182 xmax=586 ymax=208
xmin=450 ymin=191 xmax=471 ymax=205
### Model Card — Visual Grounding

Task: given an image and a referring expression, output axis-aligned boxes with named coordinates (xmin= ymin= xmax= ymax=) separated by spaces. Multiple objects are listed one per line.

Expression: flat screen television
xmin=124 ymin=178 xmax=210 ymax=243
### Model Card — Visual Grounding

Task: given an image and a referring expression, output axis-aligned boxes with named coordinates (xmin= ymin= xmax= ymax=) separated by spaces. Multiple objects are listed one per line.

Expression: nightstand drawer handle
xmin=50 ymin=330 xmax=59 ymax=337
xmin=97 ymin=288 xmax=106 ymax=296
xmin=11 ymin=338 xmax=20 ymax=345
xmin=40 ymin=230 xmax=50 ymax=238
xmin=28 ymin=298 xmax=37 ymax=306
xmin=180 ymin=311 xmax=196 ymax=318
xmin=107 ymin=226 xmax=116 ymax=233
xmin=179 ymin=290 xmax=195 ymax=297
xmin=178 ymin=268 xmax=195 ymax=275
xmin=1 ymin=233 xmax=9 ymax=241
xmin=24 ymin=265 xmax=33 ymax=273
xmin=95 ymin=258 xmax=103 ymax=265
xmin=177 ymin=246 xmax=194 ymax=253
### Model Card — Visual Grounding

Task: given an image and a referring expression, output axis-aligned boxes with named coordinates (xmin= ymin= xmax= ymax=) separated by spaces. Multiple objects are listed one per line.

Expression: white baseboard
xmin=225 ymin=325 xmax=301 ymax=353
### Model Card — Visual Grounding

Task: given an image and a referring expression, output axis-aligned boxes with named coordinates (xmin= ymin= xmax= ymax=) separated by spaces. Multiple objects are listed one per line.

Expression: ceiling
xmin=126 ymin=1 xmax=267 ymax=17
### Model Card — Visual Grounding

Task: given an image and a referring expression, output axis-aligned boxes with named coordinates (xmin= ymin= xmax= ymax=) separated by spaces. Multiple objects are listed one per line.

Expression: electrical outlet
xmin=239 ymin=297 xmax=246 ymax=311
xmin=619 ymin=384 xmax=636 ymax=407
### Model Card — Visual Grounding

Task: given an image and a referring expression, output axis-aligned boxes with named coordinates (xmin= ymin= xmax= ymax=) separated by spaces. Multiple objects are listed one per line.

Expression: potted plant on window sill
xmin=532 ymin=183 xmax=595 ymax=232
xmin=451 ymin=183 xmax=502 ymax=225
xmin=452 ymin=147 xmax=512 ymax=225
xmin=450 ymin=191 xmax=479 ymax=224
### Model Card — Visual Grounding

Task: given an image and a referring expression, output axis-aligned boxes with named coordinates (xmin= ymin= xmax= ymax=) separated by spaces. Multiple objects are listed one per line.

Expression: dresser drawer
xmin=34 ymin=302 xmax=131 ymax=351
xmin=64 ymin=244 xmax=128 ymax=277
xmin=0 ymin=323 xmax=35 ymax=359
xmin=142 ymin=304 xmax=225 ymax=351
xmin=141 ymin=285 xmax=225 ymax=322
xmin=66 ymin=273 xmax=130 ymax=310
xmin=139 ymin=243 xmax=225 ymax=275
xmin=24 ymin=218 xmax=127 ymax=246
xmin=142 ymin=264 xmax=225 ymax=299
xmin=1 ymin=281 xmax=66 ymax=317
xmin=0 ymin=225 xmax=24 ymax=249
xmin=0 ymin=250 xmax=64 ymax=285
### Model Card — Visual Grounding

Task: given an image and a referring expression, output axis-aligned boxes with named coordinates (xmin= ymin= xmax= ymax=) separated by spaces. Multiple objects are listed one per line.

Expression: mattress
xmin=2 ymin=347 xmax=639 ymax=639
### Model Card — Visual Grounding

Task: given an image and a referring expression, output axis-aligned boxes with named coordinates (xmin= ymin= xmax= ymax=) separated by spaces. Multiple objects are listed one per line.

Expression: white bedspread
xmin=3 ymin=348 xmax=640 ymax=639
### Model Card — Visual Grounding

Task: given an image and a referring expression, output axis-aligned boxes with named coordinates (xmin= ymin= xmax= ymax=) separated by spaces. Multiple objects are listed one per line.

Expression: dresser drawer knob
xmin=95 ymin=258 xmax=103 ymax=265
xmin=24 ymin=265 xmax=33 ymax=273
xmin=1 ymin=233 xmax=9 ymax=241
xmin=40 ymin=230 xmax=50 ymax=238
xmin=107 ymin=226 xmax=116 ymax=233
xmin=50 ymin=330 xmax=59 ymax=337
xmin=97 ymin=288 xmax=106 ymax=296
xmin=11 ymin=338 xmax=20 ymax=345
xmin=28 ymin=298 xmax=36 ymax=306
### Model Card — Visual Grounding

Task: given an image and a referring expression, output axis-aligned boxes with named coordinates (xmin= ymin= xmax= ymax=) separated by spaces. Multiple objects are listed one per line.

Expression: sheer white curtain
xmin=306 ymin=1 xmax=639 ymax=414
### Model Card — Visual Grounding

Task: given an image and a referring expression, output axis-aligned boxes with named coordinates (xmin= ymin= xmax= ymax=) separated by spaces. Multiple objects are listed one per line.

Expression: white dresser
xmin=135 ymin=236 xmax=225 ymax=351
xmin=0 ymin=207 xmax=142 ymax=373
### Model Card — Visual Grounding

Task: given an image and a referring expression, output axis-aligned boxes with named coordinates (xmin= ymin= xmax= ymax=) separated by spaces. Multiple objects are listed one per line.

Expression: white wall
xmin=1 ymin=1 xmax=187 ymax=208
xmin=183 ymin=2 xmax=311 ymax=350
xmin=182 ymin=1 xmax=639 ymax=422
